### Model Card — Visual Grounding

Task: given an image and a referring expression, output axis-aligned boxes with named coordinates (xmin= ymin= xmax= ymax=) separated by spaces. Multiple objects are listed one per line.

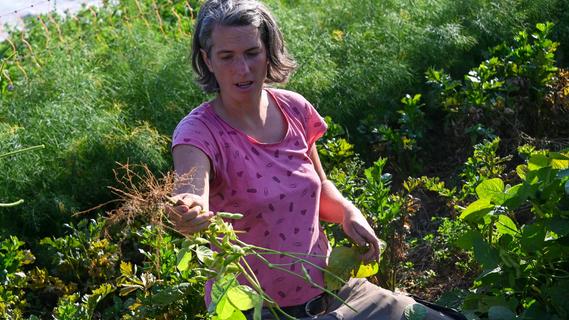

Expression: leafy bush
xmin=458 ymin=148 xmax=569 ymax=319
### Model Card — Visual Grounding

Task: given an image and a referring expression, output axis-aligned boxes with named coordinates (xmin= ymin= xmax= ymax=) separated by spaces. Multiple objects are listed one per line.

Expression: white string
xmin=0 ymin=0 xmax=52 ymax=20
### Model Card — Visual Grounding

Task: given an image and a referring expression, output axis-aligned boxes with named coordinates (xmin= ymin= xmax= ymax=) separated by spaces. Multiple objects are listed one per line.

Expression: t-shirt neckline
xmin=205 ymin=88 xmax=291 ymax=146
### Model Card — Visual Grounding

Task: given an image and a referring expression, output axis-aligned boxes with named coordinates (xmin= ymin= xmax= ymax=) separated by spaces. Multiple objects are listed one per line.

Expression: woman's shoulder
xmin=267 ymin=87 xmax=310 ymax=106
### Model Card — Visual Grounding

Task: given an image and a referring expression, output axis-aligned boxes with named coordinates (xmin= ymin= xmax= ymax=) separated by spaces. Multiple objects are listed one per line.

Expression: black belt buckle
xmin=304 ymin=294 xmax=326 ymax=318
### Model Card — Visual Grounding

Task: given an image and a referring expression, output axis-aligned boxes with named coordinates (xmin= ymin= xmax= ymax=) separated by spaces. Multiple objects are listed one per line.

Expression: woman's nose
xmin=234 ymin=56 xmax=251 ymax=74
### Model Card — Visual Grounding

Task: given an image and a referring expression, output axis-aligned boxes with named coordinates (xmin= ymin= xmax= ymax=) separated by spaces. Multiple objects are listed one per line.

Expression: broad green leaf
xmin=565 ymin=180 xmax=569 ymax=196
xmin=550 ymin=151 xmax=569 ymax=160
xmin=473 ymin=236 xmax=499 ymax=269
xmin=216 ymin=294 xmax=237 ymax=319
xmin=496 ymin=215 xmax=518 ymax=237
xmin=148 ymin=283 xmax=191 ymax=306
xmin=521 ymin=224 xmax=545 ymax=253
xmin=326 ymin=246 xmax=379 ymax=291
xmin=528 ymin=154 xmax=549 ymax=170
xmin=460 ymin=198 xmax=493 ymax=222
xmin=196 ymin=245 xmax=214 ymax=263
xmin=551 ymin=159 xmax=569 ymax=169
xmin=516 ymin=165 xmax=528 ymax=180
xmin=209 ymin=274 xmax=238 ymax=313
xmin=455 ymin=230 xmax=481 ymax=250
xmin=227 ymin=285 xmax=260 ymax=311
xmin=404 ymin=303 xmax=428 ymax=320
xmin=503 ymin=184 xmax=529 ymax=209
xmin=176 ymin=248 xmax=192 ymax=272
xmin=476 ymin=178 xmax=504 ymax=199
xmin=488 ymin=306 xmax=516 ymax=320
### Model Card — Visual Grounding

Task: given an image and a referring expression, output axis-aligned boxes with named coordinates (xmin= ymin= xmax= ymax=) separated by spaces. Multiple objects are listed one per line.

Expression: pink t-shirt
xmin=172 ymin=88 xmax=330 ymax=307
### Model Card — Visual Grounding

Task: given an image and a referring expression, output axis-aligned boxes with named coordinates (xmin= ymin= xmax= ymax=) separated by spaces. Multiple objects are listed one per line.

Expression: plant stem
xmin=0 ymin=199 xmax=24 ymax=207
xmin=0 ymin=144 xmax=45 ymax=159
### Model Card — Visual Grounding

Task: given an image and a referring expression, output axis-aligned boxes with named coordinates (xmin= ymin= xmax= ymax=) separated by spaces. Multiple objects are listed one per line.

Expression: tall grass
xmin=0 ymin=0 xmax=568 ymax=239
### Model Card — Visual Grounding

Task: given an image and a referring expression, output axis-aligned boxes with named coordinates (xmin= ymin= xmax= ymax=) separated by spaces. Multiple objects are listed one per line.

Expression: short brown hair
xmin=191 ymin=0 xmax=297 ymax=92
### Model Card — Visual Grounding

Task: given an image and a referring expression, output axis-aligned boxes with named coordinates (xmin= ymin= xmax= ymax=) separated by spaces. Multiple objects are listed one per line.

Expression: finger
xmin=348 ymin=227 xmax=367 ymax=248
xmin=188 ymin=211 xmax=214 ymax=225
xmin=355 ymin=225 xmax=380 ymax=262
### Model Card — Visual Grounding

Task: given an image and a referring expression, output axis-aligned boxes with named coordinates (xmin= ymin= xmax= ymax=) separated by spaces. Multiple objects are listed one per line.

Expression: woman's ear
xmin=201 ymin=49 xmax=214 ymax=72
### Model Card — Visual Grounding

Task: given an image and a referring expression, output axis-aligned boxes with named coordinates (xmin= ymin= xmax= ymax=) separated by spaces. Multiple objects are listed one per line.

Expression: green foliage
xmin=460 ymin=137 xmax=512 ymax=200
xmin=458 ymin=148 xmax=569 ymax=319
xmin=426 ymin=22 xmax=561 ymax=145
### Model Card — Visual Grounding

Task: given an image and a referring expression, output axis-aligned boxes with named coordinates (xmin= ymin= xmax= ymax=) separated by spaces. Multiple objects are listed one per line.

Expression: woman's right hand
xmin=166 ymin=193 xmax=214 ymax=235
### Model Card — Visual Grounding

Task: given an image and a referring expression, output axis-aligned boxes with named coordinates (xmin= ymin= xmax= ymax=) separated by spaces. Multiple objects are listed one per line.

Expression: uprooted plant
xmin=106 ymin=163 xmax=382 ymax=320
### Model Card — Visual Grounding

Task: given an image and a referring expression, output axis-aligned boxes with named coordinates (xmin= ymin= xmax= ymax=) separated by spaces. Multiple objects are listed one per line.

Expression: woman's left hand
xmin=342 ymin=206 xmax=382 ymax=263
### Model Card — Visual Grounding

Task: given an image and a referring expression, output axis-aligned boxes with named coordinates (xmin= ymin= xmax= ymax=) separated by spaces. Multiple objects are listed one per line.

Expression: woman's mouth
xmin=236 ymin=81 xmax=254 ymax=88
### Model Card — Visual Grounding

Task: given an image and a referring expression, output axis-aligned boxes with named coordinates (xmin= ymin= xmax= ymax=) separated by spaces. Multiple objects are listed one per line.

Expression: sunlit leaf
xmin=354 ymin=261 xmax=379 ymax=278
xmin=227 ymin=285 xmax=260 ymax=311
xmin=496 ymin=215 xmax=518 ymax=237
xmin=216 ymin=294 xmax=236 ymax=319
xmin=176 ymin=248 xmax=192 ymax=272
xmin=460 ymin=198 xmax=493 ymax=222
xmin=196 ymin=245 xmax=214 ymax=263
xmin=476 ymin=178 xmax=504 ymax=201
xmin=528 ymin=154 xmax=549 ymax=170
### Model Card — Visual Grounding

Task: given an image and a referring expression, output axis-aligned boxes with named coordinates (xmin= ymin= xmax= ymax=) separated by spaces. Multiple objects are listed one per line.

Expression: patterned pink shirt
xmin=172 ymin=88 xmax=330 ymax=307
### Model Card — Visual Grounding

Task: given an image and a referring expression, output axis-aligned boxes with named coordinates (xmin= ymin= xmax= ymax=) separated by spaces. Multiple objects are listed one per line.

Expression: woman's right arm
xmin=168 ymin=144 xmax=215 ymax=235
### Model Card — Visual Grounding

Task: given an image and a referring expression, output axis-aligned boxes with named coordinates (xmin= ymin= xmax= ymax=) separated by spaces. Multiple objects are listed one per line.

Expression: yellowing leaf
xmin=354 ymin=261 xmax=379 ymax=278
xmin=120 ymin=261 xmax=133 ymax=276
xmin=325 ymin=246 xmax=380 ymax=291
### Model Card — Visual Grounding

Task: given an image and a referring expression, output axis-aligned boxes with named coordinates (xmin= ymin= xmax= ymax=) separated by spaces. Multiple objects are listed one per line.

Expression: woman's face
xmin=202 ymin=24 xmax=268 ymax=104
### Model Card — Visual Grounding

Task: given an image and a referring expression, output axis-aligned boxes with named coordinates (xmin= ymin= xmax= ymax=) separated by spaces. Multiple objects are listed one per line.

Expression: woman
xmin=169 ymin=0 xmax=454 ymax=319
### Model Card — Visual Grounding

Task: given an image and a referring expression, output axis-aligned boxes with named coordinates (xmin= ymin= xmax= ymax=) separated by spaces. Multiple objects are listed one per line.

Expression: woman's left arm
xmin=308 ymin=145 xmax=382 ymax=263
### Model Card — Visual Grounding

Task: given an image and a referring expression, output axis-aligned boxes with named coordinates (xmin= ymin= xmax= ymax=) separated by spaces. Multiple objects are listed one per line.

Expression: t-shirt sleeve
xmin=303 ymin=100 xmax=328 ymax=149
xmin=171 ymin=112 xmax=219 ymax=176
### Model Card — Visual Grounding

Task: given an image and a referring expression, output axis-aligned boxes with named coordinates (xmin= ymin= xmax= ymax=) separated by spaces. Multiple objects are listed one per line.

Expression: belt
xmin=243 ymin=294 xmax=327 ymax=319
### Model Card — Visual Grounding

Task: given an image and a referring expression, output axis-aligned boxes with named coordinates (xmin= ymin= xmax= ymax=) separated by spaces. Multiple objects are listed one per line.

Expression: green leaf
xmin=176 ymin=248 xmax=193 ymax=272
xmin=488 ymin=306 xmax=516 ymax=320
xmin=210 ymin=274 xmax=238 ymax=314
xmin=455 ymin=230 xmax=480 ymax=250
xmin=503 ymin=184 xmax=529 ymax=209
xmin=551 ymin=159 xmax=569 ymax=170
xmin=149 ymin=283 xmax=191 ymax=306
xmin=196 ymin=245 xmax=214 ymax=263
xmin=556 ymin=169 xmax=569 ymax=179
xmin=476 ymin=178 xmax=504 ymax=199
xmin=216 ymin=294 xmax=237 ymax=319
xmin=565 ymin=180 xmax=569 ymax=196
xmin=404 ymin=303 xmax=428 ymax=320
xmin=528 ymin=154 xmax=550 ymax=170
xmin=496 ymin=215 xmax=518 ymax=237
xmin=473 ymin=236 xmax=499 ymax=269
xmin=460 ymin=198 xmax=493 ymax=222
xmin=516 ymin=165 xmax=528 ymax=180
xmin=521 ymin=224 xmax=545 ymax=253
xmin=227 ymin=285 xmax=260 ymax=311
xmin=547 ymin=217 xmax=569 ymax=237
xmin=326 ymin=247 xmax=358 ymax=290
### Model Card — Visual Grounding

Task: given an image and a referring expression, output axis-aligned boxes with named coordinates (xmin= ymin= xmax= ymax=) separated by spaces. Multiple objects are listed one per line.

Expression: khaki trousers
xmin=250 ymin=278 xmax=455 ymax=320
xmin=307 ymin=278 xmax=454 ymax=320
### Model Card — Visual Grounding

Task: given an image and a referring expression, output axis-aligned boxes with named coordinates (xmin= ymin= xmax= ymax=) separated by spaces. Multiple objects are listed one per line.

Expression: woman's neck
xmin=215 ymin=90 xmax=269 ymax=127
